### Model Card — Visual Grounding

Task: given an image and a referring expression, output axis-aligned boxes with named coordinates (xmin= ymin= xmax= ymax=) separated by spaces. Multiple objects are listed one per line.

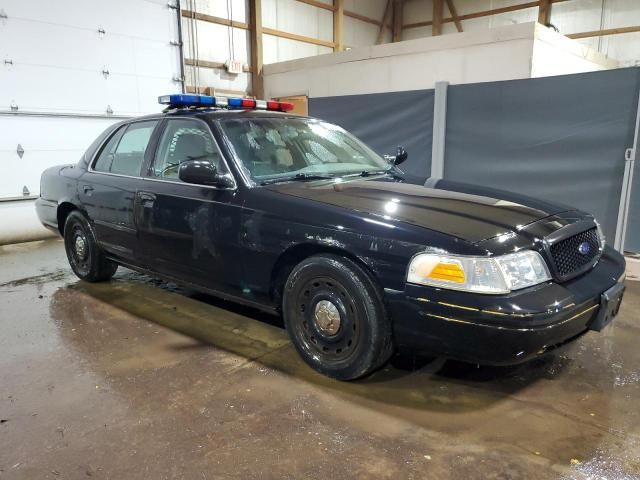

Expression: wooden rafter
xmin=249 ymin=0 xmax=263 ymax=98
xmin=392 ymin=0 xmax=403 ymax=42
xmin=445 ymin=0 xmax=463 ymax=32
xmin=296 ymin=0 xmax=334 ymax=11
xmin=182 ymin=6 xmax=334 ymax=50
xmin=403 ymin=0 xmax=571 ymax=30
xmin=185 ymin=58 xmax=252 ymax=72
xmin=182 ymin=10 xmax=249 ymax=30
xmin=432 ymin=0 xmax=443 ymax=36
xmin=262 ymin=27 xmax=335 ymax=48
xmin=568 ymin=25 xmax=640 ymax=40
xmin=377 ymin=0 xmax=393 ymax=44
xmin=334 ymin=0 xmax=344 ymax=52
xmin=538 ymin=0 xmax=552 ymax=25
xmin=346 ymin=10 xmax=384 ymax=28
xmin=294 ymin=0 xmax=391 ymax=29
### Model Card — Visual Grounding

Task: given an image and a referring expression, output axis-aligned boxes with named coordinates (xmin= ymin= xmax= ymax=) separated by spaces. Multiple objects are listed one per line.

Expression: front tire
xmin=283 ymin=254 xmax=393 ymax=380
xmin=63 ymin=210 xmax=117 ymax=282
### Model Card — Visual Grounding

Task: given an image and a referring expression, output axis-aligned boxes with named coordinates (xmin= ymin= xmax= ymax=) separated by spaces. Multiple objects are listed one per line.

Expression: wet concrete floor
xmin=1 ymin=239 xmax=640 ymax=479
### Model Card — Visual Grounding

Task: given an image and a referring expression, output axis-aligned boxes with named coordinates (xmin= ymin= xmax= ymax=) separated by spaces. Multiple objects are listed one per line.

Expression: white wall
xmin=263 ymin=21 xmax=616 ymax=98
xmin=263 ymin=22 xmax=615 ymax=99
xmin=401 ymin=0 xmax=640 ymax=66
xmin=531 ymin=23 xmax=618 ymax=77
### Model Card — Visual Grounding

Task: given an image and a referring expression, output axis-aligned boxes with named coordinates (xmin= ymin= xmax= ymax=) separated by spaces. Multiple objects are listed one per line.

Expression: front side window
xmin=218 ymin=118 xmax=388 ymax=184
xmin=93 ymin=120 xmax=158 ymax=176
xmin=151 ymin=119 xmax=225 ymax=180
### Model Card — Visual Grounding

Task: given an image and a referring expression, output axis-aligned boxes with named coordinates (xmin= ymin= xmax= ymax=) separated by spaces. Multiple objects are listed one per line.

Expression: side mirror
xmin=178 ymin=160 xmax=234 ymax=188
xmin=384 ymin=146 xmax=408 ymax=166
xmin=394 ymin=146 xmax=408 ymax=166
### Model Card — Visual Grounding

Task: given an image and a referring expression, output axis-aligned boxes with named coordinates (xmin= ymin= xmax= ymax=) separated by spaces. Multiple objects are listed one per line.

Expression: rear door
xmin=80 ymin=119 xmax=160 ymax=261
xmin=135 ymin=117 xmax=246 ymax=296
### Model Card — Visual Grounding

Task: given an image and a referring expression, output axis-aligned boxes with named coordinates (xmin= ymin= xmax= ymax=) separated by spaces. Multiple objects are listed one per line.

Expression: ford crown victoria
xmin=36 ymin=93 xmax=626 ymax=380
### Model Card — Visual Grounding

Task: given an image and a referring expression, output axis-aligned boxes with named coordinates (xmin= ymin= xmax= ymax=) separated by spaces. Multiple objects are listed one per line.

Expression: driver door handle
xmin=134 ymin=192 xmax=157 ymax=230
xmin=137 ymin=192 xmax=156 ymax=206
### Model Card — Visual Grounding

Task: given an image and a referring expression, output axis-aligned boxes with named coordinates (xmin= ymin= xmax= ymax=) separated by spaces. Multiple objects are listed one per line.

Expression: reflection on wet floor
xmin=1 ymin=239 xmax=640 ymax=479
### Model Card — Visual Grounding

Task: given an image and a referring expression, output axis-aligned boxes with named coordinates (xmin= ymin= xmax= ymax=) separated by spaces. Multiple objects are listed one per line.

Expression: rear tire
xmin=283 ymin=254 xmax=393 ymax=381
xmin=63 ymin=210 xmax=117 ymax=282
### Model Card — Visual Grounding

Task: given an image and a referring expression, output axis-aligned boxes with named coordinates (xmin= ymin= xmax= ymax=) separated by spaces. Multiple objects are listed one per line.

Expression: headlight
xmin=407 ymin=250 xmax=551 ymax=294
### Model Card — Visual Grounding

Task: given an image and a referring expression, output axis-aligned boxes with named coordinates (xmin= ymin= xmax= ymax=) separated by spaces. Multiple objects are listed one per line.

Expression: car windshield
xmin=218 ymin=117 xmax=389 ymax=184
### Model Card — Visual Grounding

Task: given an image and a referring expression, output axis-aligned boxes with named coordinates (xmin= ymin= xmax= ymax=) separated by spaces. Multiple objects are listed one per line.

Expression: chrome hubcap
xmin=74 ymin=235 xmax=87 ymax=260
xmin=314 ymin=300 xmax=341 ymax=336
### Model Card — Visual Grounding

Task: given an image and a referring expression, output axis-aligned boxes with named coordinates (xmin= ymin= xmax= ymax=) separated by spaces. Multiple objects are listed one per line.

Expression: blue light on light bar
xmin=158 ymin=94 xmax=216 ymax=107
xmin=227 ymin=97 xmax=243 ymax=108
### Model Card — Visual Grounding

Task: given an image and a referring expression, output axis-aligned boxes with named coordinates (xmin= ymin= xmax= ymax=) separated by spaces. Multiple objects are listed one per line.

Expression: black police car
xmin=36 ymin=93 xmax=626 ymax=380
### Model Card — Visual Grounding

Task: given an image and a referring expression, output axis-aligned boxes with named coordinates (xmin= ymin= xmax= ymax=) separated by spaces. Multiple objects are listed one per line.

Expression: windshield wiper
xmin=359 ymin=169 xmax=387 ymax=177
xmin=260 ymin=173 xmax=335 ymax=185
xmin=342 ymin=168 xmax=404 ymax=180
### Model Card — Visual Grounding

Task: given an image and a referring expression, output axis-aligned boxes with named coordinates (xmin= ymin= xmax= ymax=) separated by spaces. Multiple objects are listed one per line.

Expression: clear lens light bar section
xmin=157 ymin=94 xmax=294 ymax=112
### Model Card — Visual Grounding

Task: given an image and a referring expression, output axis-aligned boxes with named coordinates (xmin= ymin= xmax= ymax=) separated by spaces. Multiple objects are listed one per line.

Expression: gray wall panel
xmin=308 ymin=90 xmax=434 ymax=179
xmin=625 ymin=101 xmax=640 ymax=252
xmin=444 ymin=68 xmax=640 ymax=243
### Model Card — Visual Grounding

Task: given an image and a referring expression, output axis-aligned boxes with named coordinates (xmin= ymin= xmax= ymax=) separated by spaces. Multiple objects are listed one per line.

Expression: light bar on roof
xmin=158 ymin=93 xmax=294 ymax=112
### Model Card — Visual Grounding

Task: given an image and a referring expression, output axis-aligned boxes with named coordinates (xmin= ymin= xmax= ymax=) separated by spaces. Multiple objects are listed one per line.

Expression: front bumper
xmin=386 ymin=245 xmax=626 ymax=365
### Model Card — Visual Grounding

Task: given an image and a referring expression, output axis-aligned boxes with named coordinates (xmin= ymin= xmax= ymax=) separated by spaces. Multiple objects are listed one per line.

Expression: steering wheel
xmin=159 ymin=162 xmax=180 ymax=177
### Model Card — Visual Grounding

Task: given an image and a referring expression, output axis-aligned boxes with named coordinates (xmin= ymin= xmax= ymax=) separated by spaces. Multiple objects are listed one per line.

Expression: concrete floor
xmin=1 ymin=240 xmax=640 ymax=480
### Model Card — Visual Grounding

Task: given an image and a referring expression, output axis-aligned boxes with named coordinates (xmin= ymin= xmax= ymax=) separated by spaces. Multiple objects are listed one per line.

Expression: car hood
xmin=265 ymin=177 xmax=572 ymax=243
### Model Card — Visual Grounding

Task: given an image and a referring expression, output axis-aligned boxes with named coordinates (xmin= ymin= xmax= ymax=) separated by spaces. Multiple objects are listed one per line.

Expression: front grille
xmin=549 ymin=227 xmax=600 ymax=279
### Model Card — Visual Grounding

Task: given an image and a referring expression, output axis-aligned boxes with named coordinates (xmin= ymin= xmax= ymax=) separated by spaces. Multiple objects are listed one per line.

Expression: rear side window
xmin=93 ymin=120 xmax=158 ymax=176
xmin=93 ymin=127 xmax=125 ymax=172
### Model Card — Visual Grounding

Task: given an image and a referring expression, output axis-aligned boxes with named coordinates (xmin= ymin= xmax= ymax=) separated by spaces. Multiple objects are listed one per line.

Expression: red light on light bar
xmin=266 ymin=100 xmax=294 ymax=112
xmin=242 ymin=98 xmax=257 ymax=108
xmin=279 ymin=102 xmax=294 ymax=112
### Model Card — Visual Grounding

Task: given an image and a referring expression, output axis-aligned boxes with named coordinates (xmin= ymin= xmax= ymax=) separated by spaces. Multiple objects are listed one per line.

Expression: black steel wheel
xmin=283 ymin=254 xmax=393 ymax=380
xmin=63 ymin=210 xmax=118 ymax=282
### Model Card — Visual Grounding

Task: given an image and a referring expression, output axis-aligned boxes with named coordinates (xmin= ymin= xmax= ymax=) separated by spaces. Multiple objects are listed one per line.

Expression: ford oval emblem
xmin=578 ymin=242 xmax=591 ymax=255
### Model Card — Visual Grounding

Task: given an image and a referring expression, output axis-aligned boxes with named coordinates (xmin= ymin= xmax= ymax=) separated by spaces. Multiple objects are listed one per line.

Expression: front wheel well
xmin=269 ymin=243 xmax=381 ymax=309
xmin=57 ymin=202 xmax=78 ymax=236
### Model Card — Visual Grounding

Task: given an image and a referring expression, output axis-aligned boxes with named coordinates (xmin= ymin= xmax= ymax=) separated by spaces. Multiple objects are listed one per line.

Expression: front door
xmin=135 ymin=117 xmax=245 ymax=296
xmin=80 ymin=119 xmax=159 ymax=262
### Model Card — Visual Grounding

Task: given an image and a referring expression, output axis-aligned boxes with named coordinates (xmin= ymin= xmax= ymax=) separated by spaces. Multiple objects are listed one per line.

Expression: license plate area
xmin=590 ymin=282 xmax=625 ymax=332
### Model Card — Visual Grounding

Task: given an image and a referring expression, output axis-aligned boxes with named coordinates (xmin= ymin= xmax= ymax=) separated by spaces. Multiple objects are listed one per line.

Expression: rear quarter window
xmin=93 ymin=120 xmax=158 ymax=176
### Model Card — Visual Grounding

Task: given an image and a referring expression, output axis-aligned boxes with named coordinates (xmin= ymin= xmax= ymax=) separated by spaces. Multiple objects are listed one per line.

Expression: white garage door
xmin=0 ymin=0 xmax=182 ymax=199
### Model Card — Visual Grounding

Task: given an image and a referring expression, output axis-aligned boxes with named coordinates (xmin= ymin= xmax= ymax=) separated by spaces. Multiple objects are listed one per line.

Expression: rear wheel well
xmin=270 ymin=243 xmax=381 ymax=309
xmin=57 ymin=202 xmax=78 ymax=236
